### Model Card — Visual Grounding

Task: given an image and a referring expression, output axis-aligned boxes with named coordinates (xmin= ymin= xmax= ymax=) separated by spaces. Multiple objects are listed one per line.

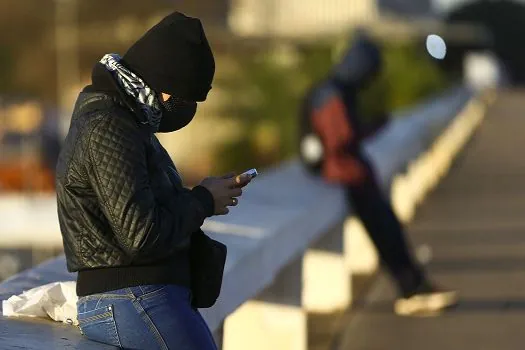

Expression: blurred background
xmin=0 ymin=0 xmax=520 ymax=312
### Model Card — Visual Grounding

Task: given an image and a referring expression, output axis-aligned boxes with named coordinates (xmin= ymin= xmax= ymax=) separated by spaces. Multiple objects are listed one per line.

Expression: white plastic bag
xmin=2 ymin=281 xmax=78 ymax=325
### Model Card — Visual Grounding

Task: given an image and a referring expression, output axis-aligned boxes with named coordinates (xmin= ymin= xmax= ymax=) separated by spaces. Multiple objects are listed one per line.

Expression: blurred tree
xmin=0 ymin=0 xmax=226 ymax=102
xmin=359 ymin=40 xmax=451 ymax=118
xmin=446 ymin=0 xmax=525 ymax=85
xmin=0 ymin=46 xmax=13 ymax=93
xmin=213 ymin=36 xmax=455 ymax=174
xmin=213 ymin=42 xmax=334 ymax=173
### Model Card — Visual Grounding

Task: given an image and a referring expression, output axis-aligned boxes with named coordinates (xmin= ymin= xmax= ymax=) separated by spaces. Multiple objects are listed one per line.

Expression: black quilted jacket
xmin=56 ymin=68 xmax=214 ymax=296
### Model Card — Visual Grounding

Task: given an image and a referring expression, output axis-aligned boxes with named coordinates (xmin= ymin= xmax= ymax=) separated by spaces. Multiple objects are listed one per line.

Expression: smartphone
xmin=242 ymin=168 xmax=258 ymax=179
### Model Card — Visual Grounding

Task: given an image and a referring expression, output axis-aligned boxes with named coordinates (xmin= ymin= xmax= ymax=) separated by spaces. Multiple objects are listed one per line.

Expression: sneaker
xmin=394 ymin=283 xmax=458 ymax=316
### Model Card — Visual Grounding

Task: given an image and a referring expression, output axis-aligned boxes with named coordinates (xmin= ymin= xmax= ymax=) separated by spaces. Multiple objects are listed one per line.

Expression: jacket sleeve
xmin=85 ymin=117 xmax=214 ymax=261
xmin=312 ymin=95 xmax=367 ymax=184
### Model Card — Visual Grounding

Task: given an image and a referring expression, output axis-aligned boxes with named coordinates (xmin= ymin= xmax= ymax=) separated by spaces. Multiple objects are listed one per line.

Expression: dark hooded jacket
xmin=55 ymin=64 xmax=215 ymax=297
xmin=298 ymin=34 xmax=385 ymax=185
xmin=56 ymin=12 xmax=216 ymax=296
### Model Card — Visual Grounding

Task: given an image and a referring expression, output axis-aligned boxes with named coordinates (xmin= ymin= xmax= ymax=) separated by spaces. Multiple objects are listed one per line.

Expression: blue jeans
xmin=77 ymin=284 xmax=217 ymax=350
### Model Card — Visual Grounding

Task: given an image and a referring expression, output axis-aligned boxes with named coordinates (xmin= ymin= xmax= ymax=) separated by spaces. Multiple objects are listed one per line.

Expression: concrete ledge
xmin=0 ymin=85 xmax=490 ymax=349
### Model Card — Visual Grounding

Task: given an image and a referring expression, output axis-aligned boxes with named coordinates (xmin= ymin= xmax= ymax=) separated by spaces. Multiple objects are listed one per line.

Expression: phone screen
xmin=243 ymin=169 xmax=258 ymax=179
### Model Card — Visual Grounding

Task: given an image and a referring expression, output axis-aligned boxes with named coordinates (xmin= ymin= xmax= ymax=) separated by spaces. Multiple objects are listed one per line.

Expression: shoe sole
xmin=394 ymin=291 xmax=459 ymax=316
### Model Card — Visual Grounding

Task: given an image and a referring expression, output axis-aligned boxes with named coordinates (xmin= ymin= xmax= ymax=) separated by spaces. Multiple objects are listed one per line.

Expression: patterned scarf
xmin=100 ymin=53 xmax=162 ymax=132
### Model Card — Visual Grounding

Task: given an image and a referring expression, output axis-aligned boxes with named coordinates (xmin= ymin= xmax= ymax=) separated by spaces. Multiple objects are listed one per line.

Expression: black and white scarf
xmin=100 ymin=53 xmax=162 ymax=132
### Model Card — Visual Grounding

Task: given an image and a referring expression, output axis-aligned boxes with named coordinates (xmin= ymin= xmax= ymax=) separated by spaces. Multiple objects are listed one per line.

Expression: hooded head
xmin=332 ymin=32 xmax=382 ymax=89
xmin=121 ymin=12 xmax=215 ymax=132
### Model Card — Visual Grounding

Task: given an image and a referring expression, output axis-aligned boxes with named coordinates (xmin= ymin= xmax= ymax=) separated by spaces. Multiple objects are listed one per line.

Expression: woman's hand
xmin=199 ymin=173 xmax=251 ymax=215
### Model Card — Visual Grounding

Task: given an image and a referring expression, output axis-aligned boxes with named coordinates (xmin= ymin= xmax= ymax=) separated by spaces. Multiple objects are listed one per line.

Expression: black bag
xmin=189 ymin=230 xmax=227 ymax=308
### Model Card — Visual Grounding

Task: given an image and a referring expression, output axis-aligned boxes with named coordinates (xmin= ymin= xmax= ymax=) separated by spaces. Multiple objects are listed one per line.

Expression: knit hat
xmin=122 ymin=12 xmax=215 ymax=102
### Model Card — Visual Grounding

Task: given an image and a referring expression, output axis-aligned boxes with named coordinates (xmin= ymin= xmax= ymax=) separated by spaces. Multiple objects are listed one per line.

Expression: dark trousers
xmin=346 ymin=157 xmax=425 ymax=297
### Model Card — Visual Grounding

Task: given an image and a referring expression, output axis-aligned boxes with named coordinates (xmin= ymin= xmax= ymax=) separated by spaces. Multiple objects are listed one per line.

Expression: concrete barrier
xmin=0 ymin=85 xmax=492 ymax=349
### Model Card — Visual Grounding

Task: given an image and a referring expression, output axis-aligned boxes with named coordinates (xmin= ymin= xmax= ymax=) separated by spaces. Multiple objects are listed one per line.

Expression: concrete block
xmin=391 ymin=174 xmax=415 ymax=224
xmin=407 ymin=154 xmax=432 ymax=205
xmin=224 ymin=302 xmax=306 ymax=350
xmin=344 ymin=217 xmax=378 ymax=276
xmin=303 ymin=223 xmax=351 ymax=313
xmin=223 ymin=256 xmax=307 ymax=350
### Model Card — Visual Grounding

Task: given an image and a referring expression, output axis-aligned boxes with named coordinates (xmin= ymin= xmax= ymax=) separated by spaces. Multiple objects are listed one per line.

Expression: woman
xmin=56 ymin=12 xmax=249 ymax=349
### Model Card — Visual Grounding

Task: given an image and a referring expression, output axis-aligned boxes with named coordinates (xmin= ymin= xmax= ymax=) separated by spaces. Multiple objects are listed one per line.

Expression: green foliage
xmin=213 ymin=35 xmax=456 ymax=174
xmin=359 ymin=40 xmax=453 ymax=119
xmin=0 ymin=46 xmax=13 ymax=93
xmin=213 ymin=43 xmax=334 ymax=173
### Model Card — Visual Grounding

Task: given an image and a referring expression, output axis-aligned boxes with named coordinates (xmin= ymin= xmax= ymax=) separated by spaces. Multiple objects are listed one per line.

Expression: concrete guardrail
xmin=0 ymin=85 xmax=493 ymax=349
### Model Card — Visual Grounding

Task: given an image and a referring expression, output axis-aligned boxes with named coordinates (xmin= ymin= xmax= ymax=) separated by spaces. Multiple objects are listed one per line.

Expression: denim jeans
xmin=77 ymin=284 xmax=217 ymax=350
xmin=346 ymin=160 xmax=424 ymax=297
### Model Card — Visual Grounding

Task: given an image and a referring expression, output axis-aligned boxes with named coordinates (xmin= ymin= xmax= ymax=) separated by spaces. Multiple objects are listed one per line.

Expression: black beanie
xmin=122 ymin=12 xmax=215 ymax=102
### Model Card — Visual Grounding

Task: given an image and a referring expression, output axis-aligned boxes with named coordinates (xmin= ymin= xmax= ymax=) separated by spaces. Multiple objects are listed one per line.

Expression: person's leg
xmin=347 ymin=176 xmax=425 ymax=297
xmin=77 ymin=285 xmax=217 ymax=350
xmin=77 ymin=288 xmax=159 ymax=349
xmin=347 ymin=157 xmax=458 ymax=315
xmin=132 ymin=284 xmax=217 ymax=350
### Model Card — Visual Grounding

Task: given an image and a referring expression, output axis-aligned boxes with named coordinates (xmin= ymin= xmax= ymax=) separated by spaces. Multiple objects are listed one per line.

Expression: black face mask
xmin=157 ymin=96 xmax=197 ymax=133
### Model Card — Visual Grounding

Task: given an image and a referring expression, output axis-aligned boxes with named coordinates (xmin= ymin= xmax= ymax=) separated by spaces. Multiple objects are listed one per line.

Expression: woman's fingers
xmin=229 ymin=188 xmax=243 ymax=198
xmin=221 ymin=172 xmax=236 ymax=179
xmin=216 ymin=206 xmax=230 ymax=215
